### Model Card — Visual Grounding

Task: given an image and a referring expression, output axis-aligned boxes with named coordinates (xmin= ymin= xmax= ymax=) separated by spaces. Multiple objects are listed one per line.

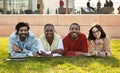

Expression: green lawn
xmin=0 ymin=38 xmax=120 ymax=73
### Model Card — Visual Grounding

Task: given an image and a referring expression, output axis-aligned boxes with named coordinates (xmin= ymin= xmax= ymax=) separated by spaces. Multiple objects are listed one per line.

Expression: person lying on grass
xmin=63 ymin=23 xmax=89 ymax=56
xmin=88 ymin=24 xmax=112 ymax=57
xmin=9 ymin=22 xmax=38 ymax=58
xmin=37 ymin=23 xmax=64 ymax=57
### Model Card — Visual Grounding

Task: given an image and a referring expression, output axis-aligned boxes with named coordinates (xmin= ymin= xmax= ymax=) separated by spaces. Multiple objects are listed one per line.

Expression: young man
xmin=87 ymin=0 xmax=95 ymax=11
xmin=37 ymin=23 xmax=64 ymax=57
xmin=63 ymin=23 xmax=88 ymax=56
xmin=9 ymin=22 xmax=38 ymax=58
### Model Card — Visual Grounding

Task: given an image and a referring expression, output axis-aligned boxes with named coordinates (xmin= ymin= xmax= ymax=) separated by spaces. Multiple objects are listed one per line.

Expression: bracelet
xmin=97 ymin=52 xmax=100 ymax=56
xmin=96 ymin=51 xmax=99 ymax=56
xmin=105 ymin=52 xmax=108 ymax=56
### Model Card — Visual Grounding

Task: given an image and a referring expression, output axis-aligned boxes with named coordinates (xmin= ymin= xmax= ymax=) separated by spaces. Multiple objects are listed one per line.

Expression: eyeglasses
xmin=92 ymin=30 xmax=100 ymax=34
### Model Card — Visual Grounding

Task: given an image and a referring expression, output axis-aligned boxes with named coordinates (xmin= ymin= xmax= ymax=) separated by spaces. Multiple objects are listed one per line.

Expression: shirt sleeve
xmin=37 ymin=38 xmax=45 ymax=53
xmin=88 ymin=36 xmax=112 ymax=56
xmin=27 ymin=37 xmax=38 ymax=53
xmin=9 ymin=38 xmax=28 ymax=57
xmin=9 ymin=38 xmax=16 ymax=55
xmin=18 ymin=36 xmax=38 ymax=56
xmin=81 ymin=34 xmax=88 ymax=53
xmin=64 ymin=50 xmax=76 ymax=56
xmin=57 ymin=39 xmax=64 ymax=50
xmin=88 ymin=40 xmax=97 ymax=55
xmin=63 ymin=37 xmax=76 ymax=56
xmin=104 ymin=36 xmax=112 ymax=56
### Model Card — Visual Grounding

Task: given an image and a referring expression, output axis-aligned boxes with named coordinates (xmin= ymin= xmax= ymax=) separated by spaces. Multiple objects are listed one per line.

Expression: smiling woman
xmin=88 ymin=24 xmax=112 ymax=57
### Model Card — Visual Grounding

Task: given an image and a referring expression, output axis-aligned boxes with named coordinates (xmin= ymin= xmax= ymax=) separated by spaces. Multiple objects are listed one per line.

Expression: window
xmin=0 ymin=0 xmax=120 ymax=14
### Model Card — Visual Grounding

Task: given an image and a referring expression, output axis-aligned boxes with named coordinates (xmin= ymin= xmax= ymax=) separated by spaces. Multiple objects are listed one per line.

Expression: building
xmin=0 ymin=0 xmax=119 ymax=14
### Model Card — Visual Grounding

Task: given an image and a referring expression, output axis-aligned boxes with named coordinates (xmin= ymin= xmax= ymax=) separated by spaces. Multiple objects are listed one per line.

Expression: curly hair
xmin=15 ymin=22 xmax=30 ymax=32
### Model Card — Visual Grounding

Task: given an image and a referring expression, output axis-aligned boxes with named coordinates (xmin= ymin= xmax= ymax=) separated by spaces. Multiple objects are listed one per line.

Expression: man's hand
xmin=51 ymin=49 xmax=64 ymax=55
xmin=40 ymin=51 xmax=53 ymax=57
xmin=12 ymin=45 xmax=23 ymax=53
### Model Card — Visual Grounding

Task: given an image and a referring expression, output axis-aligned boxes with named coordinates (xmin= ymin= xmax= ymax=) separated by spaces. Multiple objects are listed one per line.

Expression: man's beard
xmin=19 ymin=34 xmax=27 ymax=41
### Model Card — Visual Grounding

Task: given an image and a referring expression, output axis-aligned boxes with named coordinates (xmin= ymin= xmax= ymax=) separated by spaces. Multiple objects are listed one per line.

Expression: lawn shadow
xmin=118 ymin=50 xmax=120 ymax=51
xmin=62 ymin=56 xmax=120 ymax=68
xmin=1 ymin=55 xmax=119 ymax=72
xmin=26 ymin=56 xmax=97 ymax=67
xmin=0 ymin=57 xmax=26 ymax=73
xmin=26 ymin=57 xmax=66 ymax=66
xmin=93 ymin=56 xmax=120 ymax=67
xmin=34 ymin=56 xmax=120 ymax=69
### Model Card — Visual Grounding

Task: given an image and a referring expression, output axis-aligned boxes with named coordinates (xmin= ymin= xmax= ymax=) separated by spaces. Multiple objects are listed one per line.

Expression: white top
xmin=37 ymin=38 xmax=64 ymax=56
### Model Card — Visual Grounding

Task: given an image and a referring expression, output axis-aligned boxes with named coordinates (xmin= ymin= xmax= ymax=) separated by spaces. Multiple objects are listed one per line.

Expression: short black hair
xmin=69 ymin=23 xmax=80 ymax=30
xmin=15 ymin=22 xmax=30 ymax=32
xmin=88 ymin=24 xmax=106 ymax=40
xmin=44 ymin=23 xmax=54 ymax=30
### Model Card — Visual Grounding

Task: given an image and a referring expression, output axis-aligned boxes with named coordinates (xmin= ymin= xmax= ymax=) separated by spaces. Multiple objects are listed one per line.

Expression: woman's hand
xmin=98 ymin=51 xmax=106 ymax=57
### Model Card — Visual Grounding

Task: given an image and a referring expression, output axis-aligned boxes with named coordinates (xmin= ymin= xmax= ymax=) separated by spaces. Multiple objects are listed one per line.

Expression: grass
xmin=0 ymin=38 xmax=120 ymax=73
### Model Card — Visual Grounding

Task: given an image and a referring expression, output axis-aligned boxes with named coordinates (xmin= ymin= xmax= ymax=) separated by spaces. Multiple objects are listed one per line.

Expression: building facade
xmin=0 ymin=0 xmax=119 ymax=14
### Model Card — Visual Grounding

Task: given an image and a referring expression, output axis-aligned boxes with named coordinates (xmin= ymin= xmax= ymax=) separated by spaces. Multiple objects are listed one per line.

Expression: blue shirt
xmin=9 ymin=31 xmax=37 ymax=57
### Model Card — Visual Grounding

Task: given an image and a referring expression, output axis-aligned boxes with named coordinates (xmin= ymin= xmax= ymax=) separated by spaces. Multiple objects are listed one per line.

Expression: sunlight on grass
xmin=0 ymin=38 xmax=120 ymax=73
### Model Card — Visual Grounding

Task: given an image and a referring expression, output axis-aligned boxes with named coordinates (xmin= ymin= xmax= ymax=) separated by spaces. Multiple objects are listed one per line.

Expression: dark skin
xmin=12 ymin=26 xmax=28 ymax=53
xmin=51 ymin=49 xmax=64 ymax=55
xmin=40 ymin=25 xmax=64 ymax=57
xmin=12 ymin=26 xmax=38 ymax=57
xmin=69 ymin=24 xmax=88 ymax=56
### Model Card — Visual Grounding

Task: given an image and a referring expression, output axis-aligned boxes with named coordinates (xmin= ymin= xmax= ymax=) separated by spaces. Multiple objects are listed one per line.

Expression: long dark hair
xmin=88 ymin=24 xmax=106 ymax=40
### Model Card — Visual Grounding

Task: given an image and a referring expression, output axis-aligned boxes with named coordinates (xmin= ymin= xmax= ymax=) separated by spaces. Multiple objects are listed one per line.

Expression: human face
xmin=18 ymin=26 xmax=28 ymax=41
xmin=92 ymin=27 xmax=101 ymax=39
xmin=44 ymin=26 xmax=54 ymax=39
xmin=69 ymin=25 xmax=80 ymax=39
